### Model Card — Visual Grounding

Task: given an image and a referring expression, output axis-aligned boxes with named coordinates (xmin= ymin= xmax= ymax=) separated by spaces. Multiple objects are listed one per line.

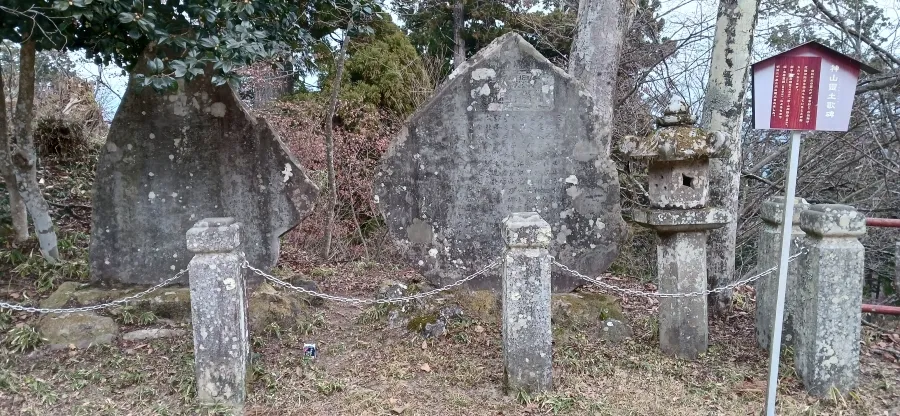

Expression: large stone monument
xmin=91 ymin=47 xmax=318 ymax=285
xmin=621 ymin=101 xmax=730 ymax=359
xmin=375 ymin=33 xmax=625 ymax=291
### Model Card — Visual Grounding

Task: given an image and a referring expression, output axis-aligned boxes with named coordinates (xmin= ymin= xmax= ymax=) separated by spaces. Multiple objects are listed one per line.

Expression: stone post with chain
xmin=755 ymin=196 xmax=810 ymax=350
xmin=501 ymin=212 xmax=553 ymax=394
xmin=794 ymin=204 xmax=865 ymax=396
xmin=186 ymin=217 xmax=249 ymax=413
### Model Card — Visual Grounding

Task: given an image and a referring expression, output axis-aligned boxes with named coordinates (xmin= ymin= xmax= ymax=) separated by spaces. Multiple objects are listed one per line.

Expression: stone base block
xmin=633 ymin=208 xmax=730 ymax=233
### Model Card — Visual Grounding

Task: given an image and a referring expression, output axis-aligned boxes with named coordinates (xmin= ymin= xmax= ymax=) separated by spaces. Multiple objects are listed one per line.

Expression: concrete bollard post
xmin=501 ymin=212 xmax=552 ymax=394
xmin=755 ymin=196 xmax=810 ymax=350
xmin=186 ymin=217 xmax=249 ymax=412
xmin=794 ymin=205 xmax=865 ymax=397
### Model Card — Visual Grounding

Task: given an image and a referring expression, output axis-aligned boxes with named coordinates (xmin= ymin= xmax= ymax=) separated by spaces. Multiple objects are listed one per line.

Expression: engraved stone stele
xmin=90 ymin=45 xmax=318 ymax=285
xmin=621 ymin=100 xmax=731 ymax=360
xmin=375 ymin=33 xmax=626 ymax=292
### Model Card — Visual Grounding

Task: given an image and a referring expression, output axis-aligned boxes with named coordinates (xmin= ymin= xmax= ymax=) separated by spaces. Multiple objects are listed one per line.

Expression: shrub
xmin=260 ymin=98 xmax=396 ymax=259
xmin=4 ymin=325 xmax=45 ymax=353
xmin=317 ymin=17 xmax=436 ymax=119
xmin=34 ymin=116 xmax=91 ymax=160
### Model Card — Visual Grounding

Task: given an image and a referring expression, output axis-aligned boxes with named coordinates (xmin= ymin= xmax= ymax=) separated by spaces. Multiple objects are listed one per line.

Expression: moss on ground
xmin=406 ymin=312 xmax=439 ymax=333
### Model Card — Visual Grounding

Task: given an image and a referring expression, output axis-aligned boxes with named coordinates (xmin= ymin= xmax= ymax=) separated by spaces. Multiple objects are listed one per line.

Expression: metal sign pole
xmin=764 ymin=130 xmax=803 ymax=415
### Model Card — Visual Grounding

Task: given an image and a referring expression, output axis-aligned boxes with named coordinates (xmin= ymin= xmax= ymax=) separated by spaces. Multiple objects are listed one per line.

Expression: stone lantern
xmin=620 ymin=100 xmax=732 ymax=359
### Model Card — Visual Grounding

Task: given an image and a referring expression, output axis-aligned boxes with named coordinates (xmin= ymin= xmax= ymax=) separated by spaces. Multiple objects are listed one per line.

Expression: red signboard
xmin=769 ymin=57 xmax=820 ymax=130
xmin=751 ymin=42 xmax=876 ymax=132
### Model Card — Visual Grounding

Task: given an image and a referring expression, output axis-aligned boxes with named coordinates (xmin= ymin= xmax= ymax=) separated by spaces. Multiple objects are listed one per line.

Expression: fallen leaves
xmin=388 ymin=398 xmax=408 ymax=414
xmin=735 ymin=379 xmax=767 ymax=394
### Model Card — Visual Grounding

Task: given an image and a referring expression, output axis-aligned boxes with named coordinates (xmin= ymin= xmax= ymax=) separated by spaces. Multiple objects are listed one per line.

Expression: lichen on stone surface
xmin=621 ymin=99 xmax=730 ymax=162
xmin=38 ymin=312 xmax=118 ymax=349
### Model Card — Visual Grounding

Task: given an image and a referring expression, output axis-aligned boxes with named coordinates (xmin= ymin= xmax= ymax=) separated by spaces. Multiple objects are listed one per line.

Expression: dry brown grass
xmin=2 ymin=278 xmax=899 ymax=416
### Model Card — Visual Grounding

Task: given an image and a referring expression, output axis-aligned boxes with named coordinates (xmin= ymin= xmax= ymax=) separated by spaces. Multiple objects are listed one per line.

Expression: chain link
xmin=0 ymin=247 xmax=805 ymax=313
xmin=242 ymin=257 xmax=503 ymax=306
xmin=0 ymin=270 xmax=187 ymax=314
xmin=552 ymin=249 xmax=807 ymax=298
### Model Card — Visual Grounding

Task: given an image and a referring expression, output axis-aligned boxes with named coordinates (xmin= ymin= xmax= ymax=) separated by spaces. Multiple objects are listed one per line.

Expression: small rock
xmin=438 ymin=305 xmax=464 ymax=321
xmin=423 ymin=320 xmax=446 ymax=338
xmin=73 ymin=287 xmax=137 ymax=306
xmin=39 ymin=281 xmax=83 ymax=309
xmin=552 ymin=293 xmax=623 ymax=330
xmin=386 ymin=310 xmax=407 ymax=330
xmin=156 ymin=318 xmax=178 ymax=327
xmin=453 ymin=290 xmax=499 ymax=322
xmin=293 ymin=279 xmax=324 ymax=306
xmin=38 ymin=312 xmax=118 ymax=350
xmin=248 ymin=281 xmax=315 ymax=333
xmin=598 ymin=319 xmax=632 ymax=343
xmin=122 ymin=328 xmax=187 ymax=341
xmin=137 ymin=287 xmax=192 ymax=321
xmin=378 ymin=281 xmax=408 ymax=300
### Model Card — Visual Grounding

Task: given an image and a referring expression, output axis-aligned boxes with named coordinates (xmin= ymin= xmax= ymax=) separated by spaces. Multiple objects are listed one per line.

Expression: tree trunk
xmin=567 ymin=0 xmax=632 ymax=268
xmin=11 ymin=39 xmax=59 ymax=262
xmin=0 ymin=60 xmax=28 ymax=242
xmin=452 ymin=0 xmax=465 ymax=68
xmin=701 ymin=0 xmax=760 ymax=315
xmin=323 ymin=24 xmax=352 ymax=259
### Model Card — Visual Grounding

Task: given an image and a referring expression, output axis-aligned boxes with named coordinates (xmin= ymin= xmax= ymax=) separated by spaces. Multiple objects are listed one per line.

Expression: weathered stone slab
xmin=375 ymin=33 xmax=625 ymax=291
xmin=599 ymin=319 xmax=632 ymax=343
xmin=90 ymin=46 xmax=318 ymax=285
xmin=122 ymin=328 xmax=187 ymax=341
